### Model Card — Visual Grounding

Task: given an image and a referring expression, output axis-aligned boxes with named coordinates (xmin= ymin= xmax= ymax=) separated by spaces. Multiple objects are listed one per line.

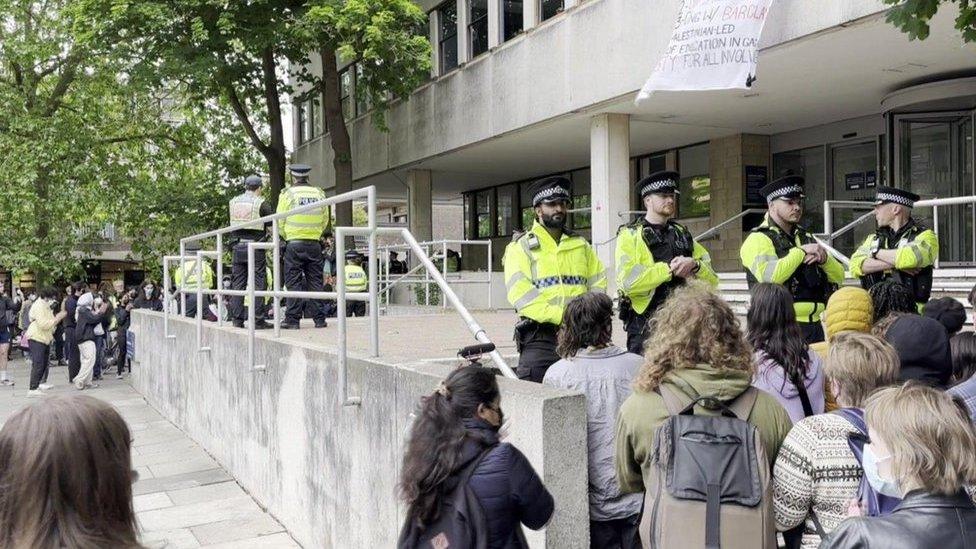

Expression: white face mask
xmin=144 ymin=286 xmax=154 ymax=297
xmin=862 ymin=443 xmax=902 ymax=498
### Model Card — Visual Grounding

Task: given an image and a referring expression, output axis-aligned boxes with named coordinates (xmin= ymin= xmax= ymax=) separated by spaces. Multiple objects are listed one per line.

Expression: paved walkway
xmin=0 ymin=356 xmax=299 ymax=548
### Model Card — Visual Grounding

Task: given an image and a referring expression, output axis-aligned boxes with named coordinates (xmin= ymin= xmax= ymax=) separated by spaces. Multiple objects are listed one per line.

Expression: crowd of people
xmin=0 ymin=278 xmax=145 ymax=396
xmin=397 ymin=280 xmax=976 ymax=548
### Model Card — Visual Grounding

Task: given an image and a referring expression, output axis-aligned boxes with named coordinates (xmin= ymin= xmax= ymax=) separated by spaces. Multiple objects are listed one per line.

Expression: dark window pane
xmin=470 ymin=20 xmax=488 ymax=57
xmin=678 ymin=144 xmax=710 ymax=218
xmin=340 ymin=70 xmax=353 ymax=120
xmin=297 ymin=102 xmax=307 ymax=144
xmin=440 ymin=37 xmax=458 ymax=72
xmin=540 ymin=0 xmax=562 ymax=21
xmin=439 ymin=3 xmax=457 ymax=38
xmin=497 ymin=184 xmax=516 ymax=236
xmin=503 ymin=0 xmax=523 ymax=41
xmin=476 ymin=190 xmax=492 ymax=238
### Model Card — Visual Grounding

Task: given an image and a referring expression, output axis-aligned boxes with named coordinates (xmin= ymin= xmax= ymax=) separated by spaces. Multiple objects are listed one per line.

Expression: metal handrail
xmin=165 ymin=185 xmax=516 ymax=410
xmin=378 ymin=239 xmax=492 ymax=308
xmin=696 ymin=209 xmax=766 ymax=241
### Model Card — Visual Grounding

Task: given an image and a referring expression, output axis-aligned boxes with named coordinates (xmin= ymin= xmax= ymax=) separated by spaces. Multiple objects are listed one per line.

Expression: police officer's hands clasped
xmin=669 ymin=256 xmax=698 ymax=279
xmin=800 ymin=243 xmax=826 ymax=265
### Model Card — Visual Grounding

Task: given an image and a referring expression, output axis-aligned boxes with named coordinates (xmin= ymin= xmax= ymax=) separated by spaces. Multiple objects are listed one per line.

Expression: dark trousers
xmin=624 ymin=311 xmax=653 ymax=355
xmin=346 ymin=300 xmax=366 ymax=317
xmin=28 ymin=340 xmax=49 ymax=390
xmin=93 ymin=335 xmax=104 ymax=379
xmin=116 ymin=329 xmax=129 ymax=374
xmin=231 ymin=243 xmax=267 ymax=322
xmin=53 ymin=324 xmax=64 ymax=360
xmin=66 ymin=328 xmax=80 ymax=382
xmin=515 ymin=323 xmax=560 ymax=383
xmin=184 ymin=294 xmax=199 ymax=318
xmin=590 ymin=515 xmax=642 ymax=549
xmin=799 ymin=322 xmax=825 ymax=345
xmin=284 ymin=240 xmax=325 ymax=324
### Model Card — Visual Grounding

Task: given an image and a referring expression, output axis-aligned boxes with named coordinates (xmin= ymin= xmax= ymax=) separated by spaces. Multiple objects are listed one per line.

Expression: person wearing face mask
xmin=740 ymin=174 xmax=845 ymax=344
xmin=63 ymin=282 xmax=85 ymax=382
xmin=615 ymin=170 xmax=718 ymax=354
xmin=24 ymin=287 xmax=69 ymax=397
xmin=398 ymin=367 xmax=554 ymax=548
xmin=849 ymin=187 xmax=938 ymax=312
xmin=821 ymin=383 xmax=976 ymax=548
xmin=502 ymin=176 xmax=607 ymax=382
xmin=132 ymin=279 xmax=163 ymax=311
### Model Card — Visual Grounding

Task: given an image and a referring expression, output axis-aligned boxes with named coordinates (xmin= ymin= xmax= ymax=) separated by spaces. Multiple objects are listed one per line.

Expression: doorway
xmin=829 ymin=140 xmax=879 ymax=256
xmin=894 ymin=112 xmax=975 ymax=265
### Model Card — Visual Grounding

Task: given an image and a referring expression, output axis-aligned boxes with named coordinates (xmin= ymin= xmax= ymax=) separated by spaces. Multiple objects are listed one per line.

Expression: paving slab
xmin=0 ymin=357 xmax=299 ymax=548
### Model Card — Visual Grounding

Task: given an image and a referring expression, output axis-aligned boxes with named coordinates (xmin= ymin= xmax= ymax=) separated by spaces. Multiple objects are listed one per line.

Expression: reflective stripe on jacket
xmin=276 ymin=185 xmax=329 ymax=241
xmin=229 ymin=191 xmax=266 ymax=230
xmin=344 ymin=264 xmax=368 ymax=292
xmin=174 ymin=259 xmax=215 ymax=291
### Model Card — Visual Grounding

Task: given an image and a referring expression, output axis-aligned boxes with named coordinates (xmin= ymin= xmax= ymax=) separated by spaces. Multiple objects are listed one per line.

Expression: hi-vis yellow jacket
xmin=344 ymin=263 xmax=368 ymax=292
xmin=173 ymin=259 xmax=214 ymax=291
xmin=503 ymin=221 xmax=606 ymax=325
xmin=849 ymin=222 xmax=938 ymax=277
xmin=615 ymin=220 xmax=718 ymax=314
xmin=276 ymin=184 xmax=329 ymax=241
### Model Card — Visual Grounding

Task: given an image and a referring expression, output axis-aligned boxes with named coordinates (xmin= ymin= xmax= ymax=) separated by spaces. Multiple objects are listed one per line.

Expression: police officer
xmin=343 ymin=250 xmax=368 ymax=317
xmin=849 ymin=186 xmax=939 ymax=310
xmin=740 ymin=174 xmax=844 ymax=343
xmin=228 ymin=174 xmax=274 ymax=329
xmin=277 ymin=164 xmax=330 ymax=329
xmin=173 ymin=241 xmax=215 ymax=318
xmin=615 ymin=170 xmax=718 ymax=354
xmin=503 ymin=176 xmax=606 ymax=382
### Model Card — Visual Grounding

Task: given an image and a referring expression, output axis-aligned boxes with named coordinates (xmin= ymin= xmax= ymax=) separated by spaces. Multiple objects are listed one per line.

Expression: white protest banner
xmin=637 ymin=0 xmax=773 ymax=101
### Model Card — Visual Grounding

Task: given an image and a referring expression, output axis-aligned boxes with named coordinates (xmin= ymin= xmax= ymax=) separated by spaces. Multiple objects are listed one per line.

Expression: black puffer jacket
xmin=458 ymin=419 xmax=554 ymax=549
xmin=821 ymin=490 xmax=976 ymax=548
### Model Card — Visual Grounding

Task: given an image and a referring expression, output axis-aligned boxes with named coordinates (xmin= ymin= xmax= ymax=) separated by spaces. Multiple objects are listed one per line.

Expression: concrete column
xmin=429 ymin=12 xmax=441 ymax=77
xmin=488 ymin=0 xmax=502 ymax=49
xmin=590 ymin=114 xmax=631 ymax=295
xmin=523 ymin=0 xmax=538 ymax=33
xmin=408 ymin=170 xmax=433 ymax=242
xmin=456 ymin=0 xmax=470 ymax=65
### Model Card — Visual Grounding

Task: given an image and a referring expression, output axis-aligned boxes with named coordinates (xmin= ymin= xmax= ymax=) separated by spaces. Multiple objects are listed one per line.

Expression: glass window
xmin=571 ymin=169 xmax=591 ymax=229
xmin=296 ymin=101 xmax=307 ymax=145
xmin=340 ymin=69 xmax=353 ymax=121
xmin=355 ymin=64 xmax=369 ymax=117
xmin=476 ymin=189 xmax=493 ymax=238
xmin=463 ymin=193 xmax=473 ymax=239
xmin=469 ymin=0 xmax=488 ymax=58
xmin=503 ymin=0 xmax=523 ymax=41
xmin=438 ymin=2 xmax=458 ymax=73
xmin=520 ymin=182 xmax=535 ymax=230
xmin=678 ymin=144 xmax=710 ymax=218
xmin=772 ymin=146 xmax=826 ymax=233
xmin=540 ymin=0 xmax=562 ymax=21
xmin=311 ymin=97 xmax=323 ymax=137
xmin=497 ymin=184 xmax=517 ymax=236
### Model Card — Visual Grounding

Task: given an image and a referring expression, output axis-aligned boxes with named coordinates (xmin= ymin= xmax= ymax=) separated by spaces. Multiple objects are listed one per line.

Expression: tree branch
xmin=43 ymin=50 xmax=85 ymax=117
xmin=222 ymin=82 xmax=271 ymax=156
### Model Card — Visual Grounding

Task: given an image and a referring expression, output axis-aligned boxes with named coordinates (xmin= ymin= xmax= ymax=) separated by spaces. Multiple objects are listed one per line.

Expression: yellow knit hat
xmin=824 ymin=286 xmax=874 ymax=340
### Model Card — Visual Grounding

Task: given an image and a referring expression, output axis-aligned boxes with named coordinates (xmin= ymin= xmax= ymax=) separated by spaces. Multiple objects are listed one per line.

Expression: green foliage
xmin=300 ymin=0 xmax=432 ymax=130
xmin=884 ymin=0 xmax=976 ymax=42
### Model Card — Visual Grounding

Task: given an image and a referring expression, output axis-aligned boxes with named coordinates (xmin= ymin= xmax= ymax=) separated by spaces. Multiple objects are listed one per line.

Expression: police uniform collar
xmin=760 ymin=214 xmax=803 ymax=237
xmin=880 ymin=217 xmax=919 ymax=240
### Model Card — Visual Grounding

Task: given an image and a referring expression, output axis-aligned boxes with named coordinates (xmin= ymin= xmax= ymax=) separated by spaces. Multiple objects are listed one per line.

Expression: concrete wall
xmin=129 ymin=312 xmax=587 ymax=548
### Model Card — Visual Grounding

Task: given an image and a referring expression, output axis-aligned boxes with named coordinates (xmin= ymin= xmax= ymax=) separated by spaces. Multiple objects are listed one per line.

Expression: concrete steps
xmin=718 ymin=268 xmax=976 ymax=323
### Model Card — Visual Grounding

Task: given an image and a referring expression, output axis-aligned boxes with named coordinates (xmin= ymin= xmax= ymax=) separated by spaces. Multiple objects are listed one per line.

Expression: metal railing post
xmin=367 ymin=186 xmax=379 ymax=357
xmin=442 ymin=241 xmax=448 ymax=309
xmin=195 ymin=251 xmax=206 ymax=352
xmin=487 ymin=240 xmax=493 ymax=309
xmin=823 ymin=200 xmax=832 ymax=241
xmin=933 ymin=204 xmax=941 ymax=268
xmin=334 ymin=227 xmax=360 ymax=406
xmin=272 ymin=219 xmax=281 ymax=338
xmin=163 ymin=257 xmax=176 ymax=339
xmin=216 ymin=235 xmax=224 ymax=326
xmin=179 ymin=241 xmax=187 ymax=315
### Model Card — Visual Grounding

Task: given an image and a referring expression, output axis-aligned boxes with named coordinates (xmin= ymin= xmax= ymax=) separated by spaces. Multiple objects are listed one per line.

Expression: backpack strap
xmin=657 ymin=384 xmax=693 ymax=416
xmin=458 ymin=444 xmax=497 ymax=486
xmin=792 ymin=373 xmax=815 ymax=418
xmin=726 ymin=386 xmax=760 ymax=421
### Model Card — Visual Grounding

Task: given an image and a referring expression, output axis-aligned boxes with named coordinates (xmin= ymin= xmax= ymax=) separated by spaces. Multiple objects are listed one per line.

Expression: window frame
xmin=468 ymin=0 xmax=489 ymax=58
xmin=540 ymin=0 xmax=563 ymax=22
xmin=339 ymin=68 xmax=353 ymax=121
xmin=676 ymin=142 xmax=711 ymax=220
xmin=503 ymin=0 xmax=524 ymax=41
xmin=437 ymin=1 xmax=459 ymax=74
xmin=296 ymin=100 xmax=307 ymax=145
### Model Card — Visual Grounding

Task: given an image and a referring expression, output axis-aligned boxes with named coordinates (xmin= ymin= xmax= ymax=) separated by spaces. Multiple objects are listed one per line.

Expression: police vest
xmin=229 ymin=193 xmax=265 ymax=228
xmin=345 ymin=264 xmax=368 ymax=292
xmin=280 ymin=186 xmax=327 ymax=241
xmin=860 ymin=220 xmax=933 ymax=302
xmin=640 ymin=220 xmax=694 ymax=312
xmin=174 ymin=259 xmax=213 ymax=291
xmin=746 ymin=225 xmax=832 ymax=303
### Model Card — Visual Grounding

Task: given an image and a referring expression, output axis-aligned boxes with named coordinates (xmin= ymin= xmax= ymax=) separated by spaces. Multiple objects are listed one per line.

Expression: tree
xmin=73 ymin=0 xmax=308 ymax=206
xmin=299 ymin=0 xmax=431 ymax=231
xmin=884 ymin=0 xmax=976 ymax=42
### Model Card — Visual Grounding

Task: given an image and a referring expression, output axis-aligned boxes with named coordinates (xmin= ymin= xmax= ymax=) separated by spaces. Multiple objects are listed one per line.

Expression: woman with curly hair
xmin=615 ymin=281 xmax=793 ymax=497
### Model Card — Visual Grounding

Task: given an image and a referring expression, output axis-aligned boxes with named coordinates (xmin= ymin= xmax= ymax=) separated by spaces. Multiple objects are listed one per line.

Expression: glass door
xmin=895 ymin=112 xmax=975 ymax=264
xmin=830 ymin=140 xmax=879 ymax=256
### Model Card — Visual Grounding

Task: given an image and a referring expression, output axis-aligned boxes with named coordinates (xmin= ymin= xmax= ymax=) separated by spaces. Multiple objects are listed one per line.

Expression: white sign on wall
xmin=637 ymin=0 xmax=774 ymax=101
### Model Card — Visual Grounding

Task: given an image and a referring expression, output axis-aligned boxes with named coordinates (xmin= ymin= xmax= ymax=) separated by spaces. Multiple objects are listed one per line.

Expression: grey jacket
xmin=543 ymin=345 xmax=644 ymax=521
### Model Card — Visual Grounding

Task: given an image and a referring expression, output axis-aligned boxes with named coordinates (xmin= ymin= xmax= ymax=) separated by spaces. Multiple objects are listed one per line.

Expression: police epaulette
xmin=511 ymin=230 xmax=525 ymax=242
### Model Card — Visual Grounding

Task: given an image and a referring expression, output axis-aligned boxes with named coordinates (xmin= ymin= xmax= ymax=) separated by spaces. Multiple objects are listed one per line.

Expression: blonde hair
xmin=865 ymin=383 xmax=976 ymax=495
xmin=824 ymin=332 xmax=899 ymax=407
xmin=634 ymin=281 xmax=753 ymax=393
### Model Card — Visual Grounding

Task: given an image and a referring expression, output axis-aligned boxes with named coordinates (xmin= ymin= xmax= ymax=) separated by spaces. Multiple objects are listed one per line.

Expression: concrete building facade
xmin=291 ymin=0 xmax=976 ymax=284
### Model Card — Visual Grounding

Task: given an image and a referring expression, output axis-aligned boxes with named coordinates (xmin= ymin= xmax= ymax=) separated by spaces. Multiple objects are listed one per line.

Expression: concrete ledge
xmin=130 ymin=311 xmax=588 ymax=547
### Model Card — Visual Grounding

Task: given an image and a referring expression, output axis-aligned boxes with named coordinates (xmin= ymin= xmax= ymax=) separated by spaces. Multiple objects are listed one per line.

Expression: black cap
xmin=244 ymin=174 xmax=263 ymax=188
xmin=761 ymin=174 xmax=806 ymax=203
xmin=184 ymin=241 xmax=202 ymax=252
xmin=345 ymin=250 xmax=361 ymax=260
xmin=873 ymin=186 xmax=920 ymax=208
xmin=528 ymin=176 xmax=572 ymax=207
xmin=637 ymin=170 xmax=680 ymax=198
xmin=922 ymin=297 xmax=967 ymax=335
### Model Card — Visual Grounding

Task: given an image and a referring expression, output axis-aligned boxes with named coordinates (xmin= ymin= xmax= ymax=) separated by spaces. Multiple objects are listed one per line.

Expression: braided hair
xmin=869 ymin=279 xmax=917 ymax=323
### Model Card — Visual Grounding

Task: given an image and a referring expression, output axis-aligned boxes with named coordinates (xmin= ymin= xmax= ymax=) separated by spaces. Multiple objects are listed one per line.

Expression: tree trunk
xmin=319 ymin=45 xmax=354 ymax=244
xmin=261 ymin=47 xmax=288 ymax=209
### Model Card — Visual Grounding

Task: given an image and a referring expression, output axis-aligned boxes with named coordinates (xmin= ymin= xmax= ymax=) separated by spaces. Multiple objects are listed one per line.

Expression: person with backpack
xmin=398 ymin=367 xmax=553 ymax=549
xmin=772 ymin=332 xmax=900 ymax=548
xmin=543 ymin=292 xmax=642 ymax=548
xmin=821 ymin=383 xmax=976 ymax=548
xmin=747 ymin=283 xmax=826 ymax=423
xmin=615 ymin=281 xmax=793 ymax=549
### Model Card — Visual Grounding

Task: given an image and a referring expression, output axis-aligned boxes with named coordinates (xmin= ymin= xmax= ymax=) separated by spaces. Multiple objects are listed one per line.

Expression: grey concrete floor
xmin=0 ymin=356 xmax=300 ymax=548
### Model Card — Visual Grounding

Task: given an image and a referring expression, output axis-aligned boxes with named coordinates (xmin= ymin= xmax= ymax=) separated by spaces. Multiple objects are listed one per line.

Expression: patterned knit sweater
xmin=773 ymin=412 xmax=862 ymax=549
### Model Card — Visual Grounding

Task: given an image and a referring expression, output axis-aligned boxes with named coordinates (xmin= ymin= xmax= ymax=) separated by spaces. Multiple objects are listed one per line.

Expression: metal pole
xmin=425 ymin=244 xmax=431 ymax=306
xmin=367 ymin=187 xmax=379 ymax=358
xmin=442 ymin=241 xmax=448 ymax=309
xmin=272 ymin=219 xmax=281 ymax=338
xmin=216 ymin=235 xmax=224 ymax=326
xmin=933 ymin=205 xmax=941 ymax=268
xmin=823 ymin=200 xmax=832 ymax=241
xmin=487 ymin=240 xmax=493 ymax=309
xmin=195 ymin=251 xmax=210 ymax=353
xmin=335 ymin=227 xmax=360 ymax=406
xmin=247 ymin=243 xmax=263 ymax=371
xmin=163 ymin=257 xmax=175 ymax=339
xmin=179 ymin=241 xmax=187 ymax=315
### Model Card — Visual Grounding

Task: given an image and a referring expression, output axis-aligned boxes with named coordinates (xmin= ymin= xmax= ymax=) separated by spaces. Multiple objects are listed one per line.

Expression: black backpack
xmin=398 ymin=445 xmax=495 ymax=549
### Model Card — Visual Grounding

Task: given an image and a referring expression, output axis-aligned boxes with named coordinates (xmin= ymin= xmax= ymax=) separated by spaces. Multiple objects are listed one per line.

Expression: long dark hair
xmin=951 ymin=332 xmax=976 ymax=386
xmin=747 ymin=283 xmax=810 ymax=388
xmin=0 ymin=395 xmax=141 ymax=548
xmin=399 ymin=367 xmax=500 ymax=526
xmin=557 ymin=292 xmax=613 ymax=358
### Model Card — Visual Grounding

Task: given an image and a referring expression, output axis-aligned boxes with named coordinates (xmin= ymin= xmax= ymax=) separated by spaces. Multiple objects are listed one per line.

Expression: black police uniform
xmin=229 ymin=175 xmax=274 ymax=327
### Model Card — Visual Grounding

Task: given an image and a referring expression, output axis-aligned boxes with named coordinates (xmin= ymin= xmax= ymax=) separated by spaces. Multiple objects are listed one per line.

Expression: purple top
xmin=752 ymin=349 xmax=825 ymax=423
